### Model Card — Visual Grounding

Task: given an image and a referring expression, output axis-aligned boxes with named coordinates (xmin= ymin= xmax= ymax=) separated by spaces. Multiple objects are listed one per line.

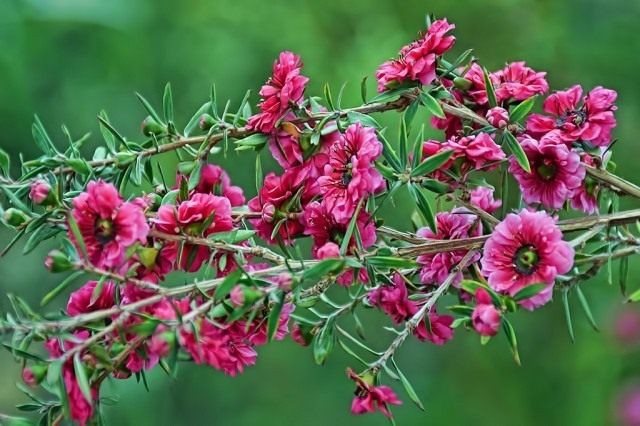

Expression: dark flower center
xmin=184 ymin=223 xmax=203 ymax=236
xmin=514 ymin=245 xmax=539 ymax=275
xmin=341 ymin=163 xmax=353 ymax=187
xmin=95 ymin=219 xmax=115 ymax=244
xmin=536 ymin=160 xmax=557 ymax=181
xmin=557 ymin=109 xmax=587 ymax=127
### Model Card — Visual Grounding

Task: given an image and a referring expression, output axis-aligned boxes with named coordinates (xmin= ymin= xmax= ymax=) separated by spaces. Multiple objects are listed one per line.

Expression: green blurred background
xmin=1 ymin=0 xmax=640 ymax=424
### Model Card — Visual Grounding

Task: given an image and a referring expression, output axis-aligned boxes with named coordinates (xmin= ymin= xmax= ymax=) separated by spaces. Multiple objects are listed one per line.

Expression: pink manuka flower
xmin=485 ymin=107 xmax=509 ymax=128
xmin=69 ymin=180 xmax=149 ymax=269
xmin=367 ymin=273 xmax=417 ymax=324
xmin=177 ymin=164 xmax=245 ymax=207
xmin=29 ymin=179 xmax=52 ymax=204
xmin=444 ymin=132 xmax=505 ymax=172
xmin=347 ymin=368 xmax=402 ymax=418
xmin=417 ymin=210 xmax=481 ymax=286
xmin=376 ymin=19 xmax=455 ymax=92
xmin=481 ymin=209 xmax=574 ymax=310
xmin=66 ymin=280 xmax=116 ymax=316
xmin=493 ymin=61 xmax=549 ymax=102
xmin=414 ymin=311 xmax=455 ymax=345
xmin=508 ymin=132 xmax=585 ymax=209
xmin=248 ymin=51 xmax=309 ymax=133
xmin=471 ymin=288 xmax=501 ymax=336
xmin=526 ymin=85 xmax=617 ymax=147
xmin=469 ymin=187 xmax=502 ymax=214
xmin=154 ymin=193 xmax=233 ymax=272
xmin=318 ymin=123 xmax=384 ymax=223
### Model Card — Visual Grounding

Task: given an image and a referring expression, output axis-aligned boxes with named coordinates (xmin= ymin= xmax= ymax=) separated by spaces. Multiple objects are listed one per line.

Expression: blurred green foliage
xmin=1 ymin=0 xmax=640 ymax=424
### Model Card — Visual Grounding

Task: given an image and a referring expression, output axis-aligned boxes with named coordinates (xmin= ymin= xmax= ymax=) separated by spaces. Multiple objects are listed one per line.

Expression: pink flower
xmin=469 ymin=187 xmax=502 ymax=214
xmin=318 ymin=123 xmax=384 ymax=223
xmin=414 ymin=311 xmax=455 ymax=345
xmin=248 ymin=51 xmax=309 ymax=133
xmin=154 ymin=193 xmax=233 ymax=272
xmin=508 ymin=132 xmax=585 ymax=209
xmin=614 ymin=308 xmax=640 ymax=347
xmin=417 ymin=210 xmax=481 ymax=286
xmin=177 ymin=164 xmax=245 ymax=207
xmin=376 ymin=19 xmax=455 ymax=91
xmin=463 ymin=63 xmax=495 ymax=106
xmin=444 ymin=132 xmax=505 ymax=172
xmin=64 ymin=367 xmax=97 ymax=426
xmin=314 ymin=241 xmax=368 ymax=286
xmin=367 ymin=273 xmax=417 ymax=324
xmin=29 ymin=179 xmax=52 ymax=204
xmin=347 ymin=368 xmax=401 ymax=418
xmin=316 ymin=241 xmax=340 ymax=259
xmin=616 ymin=384 xmax=640 ymax=426
xmin=527 ymin=85 xmax=617 ymax=147
xmin=69 ymin=180 xmax=149 ymax=269
xmin=481 ymin=209 xmax=574 ymax=310
xmin=493 ymin=61 xmax=549 ymax=102
xmin=66 ymin=280 xmax=116 ymax=316
xmin=471 ymin=288 xmax=501 ymax=336
xmin=486 ymin=107 xmax=509 ymax=128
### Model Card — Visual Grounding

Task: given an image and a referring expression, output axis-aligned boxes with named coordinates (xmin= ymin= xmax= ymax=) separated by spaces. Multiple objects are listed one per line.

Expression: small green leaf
xmin=183 ymin=101 xmax=212 ymax=137
xmin=313 ymin=316 xmax=336 ymax=365
xmin=561 ymin=288 xmax=575 ymax=343
xmin=65 ymin=158 xmax=92 ymax=176
xmin=502 ymin=319 xmax=521 ymax=366
xmin=340 ymin=200 xmax=363 ymax=256
xmin=67 ymin=213 xmax=88 ymax=261
xmin=302 ymin=259 xmax=346 ymax=284
xmin=209 ymin=229 xmax=256 ymax=244
xmin=267 ymin=290 xmax=285 ymax=341
xmin=163 ymin=83 xmax=174 ymax=123
xmin=73 ymin=354 xmax=93 ymax=404
xmin=214 ymin=269 xmax=243 ymax=302
xmin=0 ymin=148 xmax=10 ymax=175
xmin=188 ymin=161 xmax=203 ymax=191
xmin=345 ymin=111 xmax=380 ymax=129
xmin=234 ymin=133 xmax=268 ymax=151
xmin=41 ymin=271 xmax=84 ymax=307
xmin=391 ymin=358 xmax=425 ymax=411
xmin=1 ymin=343 xmax=46 ymax=362
xmin=135 ymin=92 xmax=163 ymax=125
xmin=360 ymin=76 xmax=368 ymax=103
xmin=411 ymin=149 xmax=453 ymax=177
xmin=407 ymin=184 xmax=437 ymax=233
xmin=323 ymin=83 xmax=335 ymax=110
xmin=482 ymin=67 xmax=498 ymax=108
xmin=419 ymin=92 xmax=445 ymax=118
xmin=575 ymin=286 xmax=599 ymax=331
xmin=512 ymin=283 xmax=547 ymax=302
xmin=509 ymin=96 xmax=536 ymax=123
xmin=503 ymin=131 xmax=530 ymax=173
xmin=367 ymin=256 xmax=417 ymax=270
xmin=376 ymin=131 xmax=403 ymax=172
xmin=620 ymin=256 xmax=629 ymax=296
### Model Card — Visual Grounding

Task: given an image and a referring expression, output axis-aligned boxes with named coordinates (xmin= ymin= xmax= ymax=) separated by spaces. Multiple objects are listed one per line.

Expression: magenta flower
xmin=493 ymin=61 xmax=549 ymax=102
xmin=177 ymin=163 xmax=245 ymax=207
xmin=445 ymin=132 xmax=505 ymax=172
xmin=70 ymin=180 xmax=149 ymax=269
xmin=367 ymin=273 xmax=418 ymax=324
xmin=508 ymin=132 xmax=585 ymax=209
xmin=471 ymin=288 xmax=501 ymax=336
xmin=347 ymin=368 xmax=401 ymax=418
xmin=481 ymin=209 xmax=574 ymax=310
xmin=469 ymin=187 xmax=502 ymax=214
xmin=248 ymin=51 xmax=309 ymax=133
xmin=154 ymin=193 xmax=234 ymax=272
xmin=318 ymin=123 xmax=384 ymax=223
xmin=376 ymin=19 xmax=455 ymax=91
xmin=417 ymin=210 xmax=481 ymax=286
xmin=485 ymin=107 xmax=509 ymax=128
xmin=414 ymin=311 xmax=455 ymax=345
xmin=527 ymin=85 xmax=617 ymax=147
xmin=29 ymin=179 xmax=52 ymax=204
xmin=66 ymin=280 xmax=116 ymax=316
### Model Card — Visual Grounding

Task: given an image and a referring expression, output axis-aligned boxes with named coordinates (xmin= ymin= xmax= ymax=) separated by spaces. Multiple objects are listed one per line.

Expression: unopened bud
xmin=45 ymin=249 xmax=73 ymax=273
xmin=3 ymin=208 xmax=29 ymax=228
xmin=141 ymin=115 xmax=165 ymax=136
xmin=138 ymin=247 xmax=159 ymax=269
xmin=115 ymin=152 xmax=136 ymax=167
xmin=486 ymin=107 xmax=509 ymax=128
xmin=261 ymin=203 xmax=276 ymax=224
xmin=198 ymin=113 xmax=216 ymax=131
xmin=29 ymin=179 xmax=57 ymax=206
xmin=22 ymin=364 xmax=47 ymax=387
xmin=453 ymin=77 xmax=473 ymax=90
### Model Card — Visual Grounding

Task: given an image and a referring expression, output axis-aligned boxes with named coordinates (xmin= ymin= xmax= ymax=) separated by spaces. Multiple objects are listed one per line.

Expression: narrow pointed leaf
xmin=503 ymin=131 xmax=530 ymax=173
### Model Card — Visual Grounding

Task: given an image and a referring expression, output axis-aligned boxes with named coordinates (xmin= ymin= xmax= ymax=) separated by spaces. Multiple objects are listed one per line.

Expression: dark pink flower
xmin=493 ymin=61 xmax=549 ymax=102
xmin=486 ymin=107 xmax=509 ymax=128
xmin=469 ymin=187 xmax=502 ymax=214
xmin=481 ymin=209 xmax=574 ymax=310
xmin=318 ymin=123 xmax=384 ymax=223
xmin=154 ymin=193 xmax=233 ymax=272
xmin=69 ymin=180 xmax=149 ymax=269
xmin=444 ymin=132 xmax=505 ymax=172
xmin=29 ymin=179 xmax=52 ymax=204
xmin=248 ymin=51 xmax=309 ymax=133
xmin=177 ymin=164 xmax=245 ymax=207
xmin=527 ymin=85 xmax=617 ymax=147
xmin=367 ymin=273 xmax=417 ymax=324
xmin=67 ymin=280 xmax=116 ymax=316
xmin=508 ymin=132 xmax=585 ymax=209
xmin=463 ymin=63 xmax=496 ymax=106
xmin=64 ymin=367 xmax=97 ymax=426
xmin=471 ymin=288 xmax=501 ymax=336
xmin=376 ymin=19 xmax=455 ymax=91
xmin=414 ymin=311 xmax=455 ymax=345
xmin=347 ymin=368 xmax=401 ymax=418
xmin=417 ymin=210 xmax=481 ymax=286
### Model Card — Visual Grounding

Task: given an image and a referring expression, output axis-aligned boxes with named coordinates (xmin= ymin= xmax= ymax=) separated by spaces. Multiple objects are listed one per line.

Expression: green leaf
xmin=267 ymin=290 xmax=285 ymax=341
xmin=67 ymin=213 xmax=88 ymax=261
xmin=340 ymin=200 xmax=363 ymax=256
xmin=323 ymin=83 xmax=335 ymax=110
xmin=32 ymin=115 xmax=57 ymax=155
xmin=500 ymin=165 xmax=509 ymax=218
xmin=575 ymin=286 xmax=599 ymax=331
xmin=512 ymin=283 xmax=547 ymax=302
xmin=337 ymin=339 xmax=368 ymax=367
xmin=620 ymin=256 xmax=629 ymax=296
xmin=420 ymin=178 xmax=450 ymax=194
xmin=411 ymin=149 xmax=453 ymax=177
xmin=1 ymin=343 xmax=45 ymax=362
xmin=183 ymin=101 xmax=212 ymax=137
xmin=391 ymin=358 xmax=425 ymax=411
xmin=399 ymin=114 xmax=408 ymax=168
xmin=419 ymin=92 xmax=445 ymax=118
xmin=23 ymin=225 xmax=61 ymax=254
xmin=302 ymin=259 xmax=345 ymax=284
xmin=376 ymin=131 xmax=403 ymax=172
xmin=65 ymin=158 xmax=92 ymax=176
xmin=163 ymin=83 xmax=174 ymax=123
xmin=234 ymin=133 xmax=268 ymax=151
xmin=313 ymin=316 xmax=336 ymax=365
xmin=367 ymin=256 xmax=418 ymax=270
xmin=360 ymin=76 xmax=368 ymax=103
xmin=73 ymin=353 xmax=93 ymax=404
xmin=135 ymin=92 xmax=163 ymax=125
xmin=502 ymin=319 xmax=521 ymax=366
xmin=41 ymin=271 xmax=84 ymax=307
xmin=187 ymin=161 xmax=203 ymax=191
xmin=97 ymin=112 xmax=126 ymax=153
xmin=509 ymin=96 xmax=536 ymax=123
xmin=0 ymin=185 xmax=30 ymax=212
xmin=482 ymin=67 xmax=498 ymax=108
xmin=562 ymin=288 xmax=575 ymax=343
xmin=407 ymin=184 xmax=437 ymax=233
xmin=345 ymin=111 xmax=381 ymax=129
xmin=209 ymin=229 xmax=256 ymax=244
xmin=214 ymin=269 xmax=243 ymax=302
xmin=503 ymin=131 xmax=530 ymax=173
xmin=0 ymin=148 xmax=10 ymax=175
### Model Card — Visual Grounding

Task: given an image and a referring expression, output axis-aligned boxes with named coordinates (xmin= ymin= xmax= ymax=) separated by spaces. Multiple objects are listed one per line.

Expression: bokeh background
xmin=1 ymin=0 xmax=640 ymax=424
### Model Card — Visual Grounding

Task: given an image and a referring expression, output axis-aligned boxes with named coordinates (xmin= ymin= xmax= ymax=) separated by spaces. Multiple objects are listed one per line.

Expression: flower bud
xmin=453 ymin=77 xmax=473 ymax=90
xmin=44 ymin=249 xmax=73 ymax=273
xmin=261 ymin=203 xmax=276 ymax=224
xmin=3 ymin=208 xmax=29 ymax=228
xmin=485 ymin=107 xmax=509 ymax=128
xmin=229 ymin=285 xmax=245 ymax=307
xmin=115 ymin=152 xmax=136 ymax=167
xmin=29 ymin=179 xmax=57 ymax=206
xmin=141 ymin=115 xmax=165 ymax=136
xmin=198 ymin=113 xmax=216 ymax=131
xmin=228 ymin=285 xmax=264 ymax=307
xmin=22 ymin=364 xmax=47 ymax=387
xmin=138 ymin=247 xmax=159 ymax=269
